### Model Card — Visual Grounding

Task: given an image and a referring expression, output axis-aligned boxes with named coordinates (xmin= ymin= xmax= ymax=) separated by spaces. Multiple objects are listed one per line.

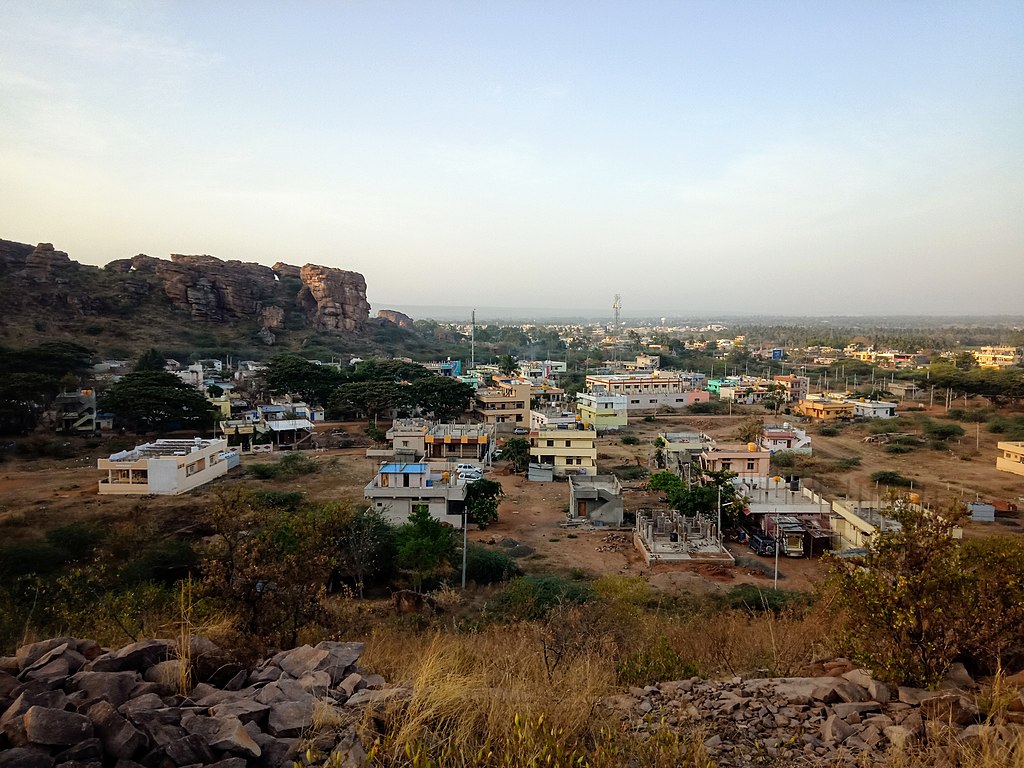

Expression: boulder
xmin=266 ymin=699 xmax=313 ymax=738
xmin=24 ymin=705 xmax=93 ymax=746
xmin=274 ymin=645 xmax=329 ymax=679
xmin=89 ymin=640 xmax=171 ymax=673
xmin=86 ymin=700 xmax=147 ymax=760
xmin=0 ymin=747 xmax=55 ymax=768
xmin=15 ymin=638 xmax=77 ymax=671
xmin=208 ymin=698 xmax=270 ymax=726
xmin=72 ymin=671 xmax=141 ymax=707
xmin=164 ymin=733 xmax=216 ymax=766
xmin=209 ymin=717 xmax=262 ymax=759
xmin=819 ymin=714 xmax=855 ymax=744
xmin=920 ymin=693 xmax=979 ymax=726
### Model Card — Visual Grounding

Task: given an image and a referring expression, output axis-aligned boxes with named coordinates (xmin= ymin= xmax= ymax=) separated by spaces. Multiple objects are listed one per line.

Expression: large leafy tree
xmin=263 ymin=354 xmax=346 ymax=405
xmin=0 ymin=342 xmax=94 ymax=433
xmin=351 ymin=359 xmax=432 ymax=383
xmin=330 ymin=381 xmax=408 ymax=423
xmin=409 ymin=376 xmax=474 ymax=422
xmin=134 ymin=348 xmax=166 ymax=372
xmin=464 ymin=478 xmax=504 ymax=529
xmin=99 ymin=370 xmax=217 ymax=433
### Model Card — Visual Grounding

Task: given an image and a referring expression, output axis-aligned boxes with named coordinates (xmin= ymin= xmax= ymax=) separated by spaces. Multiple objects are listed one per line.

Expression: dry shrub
xmin=360 ymin=626 xmax=617 ymax=764
xmin=667 ymin=604 xmax=833 ymax=678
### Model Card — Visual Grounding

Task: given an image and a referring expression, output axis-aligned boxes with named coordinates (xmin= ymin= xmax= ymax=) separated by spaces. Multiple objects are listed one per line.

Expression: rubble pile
xmin=600 ymin=660 xmax=1024 ymax=767
xmin=595 ymin=532 xmax=630 ymax=553
xmin=0 ymin=636 xmax=406 ymax=768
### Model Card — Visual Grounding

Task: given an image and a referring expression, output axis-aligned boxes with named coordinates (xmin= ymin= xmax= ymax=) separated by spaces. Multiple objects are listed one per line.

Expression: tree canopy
xmin=263 ymin=354 xmax=346 ymax=405
xmin=464 ymin=478 xmax=504 ymax=529
xmin=99 ymin=370 xmax=218 ymax=433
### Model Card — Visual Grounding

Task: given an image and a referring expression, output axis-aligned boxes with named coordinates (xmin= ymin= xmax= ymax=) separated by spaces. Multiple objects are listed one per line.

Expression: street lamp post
xmin=461 ymin=509 xmax=469 ymax=590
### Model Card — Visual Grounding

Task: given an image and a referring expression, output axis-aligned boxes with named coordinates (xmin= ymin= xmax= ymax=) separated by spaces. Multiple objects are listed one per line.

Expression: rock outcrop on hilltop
xmin=376 ymin=310 xmax=414 ymax=329
xmin=0 ymin=239 xmax=371 ymax=343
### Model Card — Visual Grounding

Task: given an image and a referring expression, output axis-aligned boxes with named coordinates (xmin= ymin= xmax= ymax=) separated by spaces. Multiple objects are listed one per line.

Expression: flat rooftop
xmin=106 ymin=438 xmax=223 ymax=462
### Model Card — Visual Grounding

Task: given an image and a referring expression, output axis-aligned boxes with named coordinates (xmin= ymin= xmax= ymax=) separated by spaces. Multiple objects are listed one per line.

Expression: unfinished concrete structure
xmin=633 ymin=509 xmax=734 ymax=564
xmin=568 ymin=475 xmax=623 ymax=527
xmin=53 ymin=389 xmax=98 ymax=433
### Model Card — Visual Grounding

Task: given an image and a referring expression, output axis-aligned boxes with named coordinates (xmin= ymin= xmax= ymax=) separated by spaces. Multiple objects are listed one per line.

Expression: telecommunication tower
xmin=612 ymin=294 xmax=621 ymax=332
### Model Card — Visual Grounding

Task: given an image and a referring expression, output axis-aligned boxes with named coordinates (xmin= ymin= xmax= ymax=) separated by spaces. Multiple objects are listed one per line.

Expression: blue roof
xmin=380 ymin=463 xmax=428 ymax=474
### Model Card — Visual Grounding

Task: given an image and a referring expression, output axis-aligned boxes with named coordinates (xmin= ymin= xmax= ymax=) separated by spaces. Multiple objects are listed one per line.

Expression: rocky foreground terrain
xmin=1 ymin=636 xmax=1022 ymax=767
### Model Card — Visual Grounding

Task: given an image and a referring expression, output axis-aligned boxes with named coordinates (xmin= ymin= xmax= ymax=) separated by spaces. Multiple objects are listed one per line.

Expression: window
xmin=546 ymin=440 xmax=554 ymax=447
xmin=565 ymin=440 xmax=571 ymax=447
xmin=747 ymin=461 xmax=755 ymax=470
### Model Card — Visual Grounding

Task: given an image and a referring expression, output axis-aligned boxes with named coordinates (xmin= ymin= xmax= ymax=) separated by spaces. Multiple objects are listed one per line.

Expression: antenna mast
xmin=613 ymin=294 xmax=621 ymax=333
xmin=470 ymin=309 xmax=476 ymax=371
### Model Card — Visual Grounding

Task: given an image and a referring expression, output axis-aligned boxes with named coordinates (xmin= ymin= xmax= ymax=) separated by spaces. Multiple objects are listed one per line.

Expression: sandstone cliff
xmin=376 ymin=309 xmax=415 ymax=329
xmin=0 ymin=239 xmax=372 ymax=347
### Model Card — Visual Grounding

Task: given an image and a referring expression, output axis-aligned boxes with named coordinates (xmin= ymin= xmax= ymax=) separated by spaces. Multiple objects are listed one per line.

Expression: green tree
xmin=134 ymin=348 xmax=166 ymax=372
xmin=647 ymin=468 xmax=745 ymax=527
xmin=464 ymin=478 xmax=504 ymax=529
xmin=922 ymin=420 xmax=965 ymax=442
xmin=735 ymin=415 xmax=764 ymax=445
xmin=496 ymin=354 xmax=519 ymax=376
xmin=330 ymin=381 xmax=407 ymax=423
xmin=825 ymin=496 xmax=971 ymax=687
xmin=409 ymin=376 xmax=474 ymax=422
xmin=502 ymin=437 xmax=531 ymax=473
xmin=352 ymin=359 xmax=432 ymax=383
xmin=953 ymin=351 xmax=979 ymax=371
xmin=395 ymin=507 xmax=458 ymax=591
xmin=335 ymin=506 xmax=396 ymax=598
xmin=99 ymin=370 xmax=217 ymax=433
xmin=263 ymin=354 xmax=346 ymax=405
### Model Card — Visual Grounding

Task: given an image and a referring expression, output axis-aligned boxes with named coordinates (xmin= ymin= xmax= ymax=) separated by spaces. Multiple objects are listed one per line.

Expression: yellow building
xmin=576 ymin=392 xmax=629 ymax=430
xmin=472 ymin=379 xmax=531 ymax=428
xmin=530 ymin=426 xmax=598 ymax=477
xmin=795 ymin=398 xmax=855 ymax=421
xmin=974 ymin=346 xmax=1021 ymax=369
xmin=996 ymin=442 xmax=1024 ymax=478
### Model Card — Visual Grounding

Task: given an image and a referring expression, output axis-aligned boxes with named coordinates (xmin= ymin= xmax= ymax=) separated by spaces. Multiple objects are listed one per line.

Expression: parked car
xmin=458 ymin=470 xmax=483 ymax=482
xmin=456 ymin=463 xmax=479 ymax=473
xmin=748 ymin=531 xmax=777 ymax=557
xmin=512 ymin=427 xmax=530 ymax=435
xmin=491 ymin=449 xmax=502 ymax=460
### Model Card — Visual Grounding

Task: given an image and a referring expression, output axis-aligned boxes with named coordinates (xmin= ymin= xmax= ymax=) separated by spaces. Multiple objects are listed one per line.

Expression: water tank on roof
xmin=747 ymin=442 xmax=757 ymax=452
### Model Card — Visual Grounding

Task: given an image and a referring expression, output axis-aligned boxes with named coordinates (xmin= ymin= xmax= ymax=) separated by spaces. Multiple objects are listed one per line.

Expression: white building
xmin=760 ymin=423 xmax=812 ymax=455
xmin=852 ymin=400 xmax=898 ymax=419
xmin=98 ymin=438 xmax=231 ymax=495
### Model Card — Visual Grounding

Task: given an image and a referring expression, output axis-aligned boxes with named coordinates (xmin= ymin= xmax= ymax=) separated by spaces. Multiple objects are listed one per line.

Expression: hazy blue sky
xmin=2 ymin=2 xmax=1022 ymax=316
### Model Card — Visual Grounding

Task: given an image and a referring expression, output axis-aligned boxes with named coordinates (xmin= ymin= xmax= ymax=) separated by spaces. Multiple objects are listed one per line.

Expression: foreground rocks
xmin=0 ymin=637 xmax=409 ymax=768
xmin=5 ymin=636 xmax=1023 ymax=768
xmin=601 ymin=660 xmax=1024 ymax=767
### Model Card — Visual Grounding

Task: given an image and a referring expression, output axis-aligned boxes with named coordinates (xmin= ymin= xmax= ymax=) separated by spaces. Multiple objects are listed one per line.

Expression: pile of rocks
xmin=601 ymin=661 xmax=1024 ymax=767
xmin=0 ymin=636 xmax=406 ymax=768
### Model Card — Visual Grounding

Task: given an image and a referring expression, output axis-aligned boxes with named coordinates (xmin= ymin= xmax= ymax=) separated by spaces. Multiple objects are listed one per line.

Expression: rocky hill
xmin=0 ymin=239 xmax=395 ymax=355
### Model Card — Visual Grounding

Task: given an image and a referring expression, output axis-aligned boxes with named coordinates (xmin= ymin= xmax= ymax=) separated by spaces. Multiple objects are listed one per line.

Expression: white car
xmin=458 ymin=470 xmax=483 ymax=482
